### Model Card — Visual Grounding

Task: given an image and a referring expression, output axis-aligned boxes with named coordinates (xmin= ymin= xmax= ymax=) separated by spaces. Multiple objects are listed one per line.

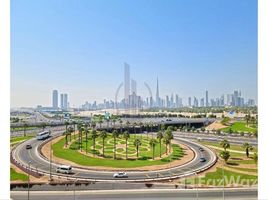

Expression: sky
xmin=11 ymin=0 xmax=257 ymax=108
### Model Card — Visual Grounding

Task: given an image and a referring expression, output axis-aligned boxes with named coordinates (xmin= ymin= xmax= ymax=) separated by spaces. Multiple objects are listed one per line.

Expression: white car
xmin=113 ymin=172 xmax=128 ymax=178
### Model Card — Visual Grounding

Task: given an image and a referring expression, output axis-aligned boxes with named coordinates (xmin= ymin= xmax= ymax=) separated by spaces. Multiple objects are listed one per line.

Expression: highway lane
xmin=12 ymin=131 xmax=216 ymax=181
xmin=11 ymin=188 xmax=257 ymax=200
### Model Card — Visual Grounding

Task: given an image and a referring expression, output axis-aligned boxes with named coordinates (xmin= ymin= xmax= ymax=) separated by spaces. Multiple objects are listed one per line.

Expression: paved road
xmin=11 ymin=188 xmax=257 ymax=200
xmin=12 ymin=131 xmax=216 ymax=181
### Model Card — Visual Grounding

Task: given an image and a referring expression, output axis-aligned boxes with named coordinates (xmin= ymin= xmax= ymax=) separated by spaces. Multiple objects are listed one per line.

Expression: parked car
xmin=26 ymin=144 xmax=32 ymax=149
xmin=113 ymin=172 xmax=128 ymax=178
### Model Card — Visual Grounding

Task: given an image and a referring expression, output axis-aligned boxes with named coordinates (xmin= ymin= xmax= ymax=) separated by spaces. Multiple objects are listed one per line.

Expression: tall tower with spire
xmin=156 ymin=77 xmax=160 ymax=107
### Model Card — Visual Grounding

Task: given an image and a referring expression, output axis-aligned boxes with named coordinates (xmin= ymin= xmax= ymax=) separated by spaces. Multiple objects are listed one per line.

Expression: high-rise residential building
xmin=64 ymin=94 xmax=68 ymax=109
xmin=234 ymin=90 xmax=239 ymax=106
xmin=200 ymin=98 xmax=204 ymax=107
xmin=193 ymin=97 xmax=198 ymax=107
xmin=175 ymin=94 xmax=179 ymax=108
xmin=60 ymin=93 xmax=68 ymax=110
xmin=166 ymin=95 xmax=170 ymax=108
xmin=156 ymin=77 xmax=160 ymax=107
xmin=131 ymin=79 xmax=137 ymax=95
xmin=188 ymin=97 xmax=192 ymax=107
xmin=205 ymin=90 xmax=209 ymax=107
xmin=124 ymin=63 xmax=130 ymax=109
xmin=52 ymin=90 xmax=58 ymax=109
xmin=60 ymin=94 xmax=64 ymax=109
xmin=170 ymin=94 xmax=174 ymax=108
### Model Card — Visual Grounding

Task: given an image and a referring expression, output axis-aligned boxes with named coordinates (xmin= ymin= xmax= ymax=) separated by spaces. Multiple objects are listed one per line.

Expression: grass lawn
xmin=221 ymin=121 xmax=257 ymax=133
xmin=194 ymin=168 xmax=257 ymax=186
xmin=52 ymin=134 xmax=184 ymax=168
xmin=10 ymin=136 xmax=34 ymax=143
xmin=200 ymin=141 xmax=257 ymax=152
xmin=227 ymin=166 xmax=258 ymax=173
xmin=10 ymin=168 xmax=28 ymax=181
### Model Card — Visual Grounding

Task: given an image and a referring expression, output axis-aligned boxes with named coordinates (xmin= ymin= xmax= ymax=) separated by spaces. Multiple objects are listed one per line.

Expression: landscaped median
xmin=40 ymin=133 xmax=194 ymax=171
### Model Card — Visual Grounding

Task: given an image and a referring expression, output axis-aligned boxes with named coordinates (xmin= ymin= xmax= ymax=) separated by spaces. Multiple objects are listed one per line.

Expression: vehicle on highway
xmin=36 ymin=130 xmax=50 ymax=140
xmin=26 ymin=144 xmax=32 ymax=149
xmin=166 ymin=118 xmax=172 ymax=121
xmin=56 ymin=165 xmax=72 ymax=174
xmin=199 ymin=147 xmax=204 ymax=152
xmin=200 ymin=157 xmax=206 ymax=162
xmin=113 ymin=172 xmax=128 ymax=178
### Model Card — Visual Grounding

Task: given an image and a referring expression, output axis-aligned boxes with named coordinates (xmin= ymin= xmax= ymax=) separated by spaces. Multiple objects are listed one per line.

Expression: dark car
xmin=200 ymin=157 xmax=206 ymax=162
xmin=166 ymin=118 xmax=172 ymax=121
xmin=26 ymin=144 xmax=32 ymax=149
xmin=199 ymin=147 xmax=204 ymax=152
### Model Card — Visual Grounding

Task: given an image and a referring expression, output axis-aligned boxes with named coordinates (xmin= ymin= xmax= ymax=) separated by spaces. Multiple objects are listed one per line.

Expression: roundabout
xmin=11 ymin=130 xmax=217 ymax=182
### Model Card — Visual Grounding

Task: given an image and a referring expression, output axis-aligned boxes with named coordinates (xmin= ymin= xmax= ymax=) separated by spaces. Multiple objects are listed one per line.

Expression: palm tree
xmin=67 ymin=126 xmax=74 ymax=143
xmin=253 ymin=152 xmax=258 ymax=164
xmin=165 ymin=129 xmax=173 ymax=153
xmin=157 ymin=131 xmax=164 ymax=158
xmin=91 ymin=121 xmax=96 ymax=130
xmin=242 ymin=142 xmax=253 ymax=158
xmin=85 ymin=126 xmax=89 ymax=154
xmin=40 ymin=122 xmax=47 ymax=131
xmin=133 ymin=122 xmax=137 ymax=136
xmin=91 ymin=129 xmax=98 ymax=156
xmin=80 ymin=125 xmax=85 ymax=151
xmin=23 ymin=123 xmax=28 ymax=137
xmin=220 ymin=150 xmax=230 ymax=163
xmin=244 ymin=114 xmax=251 ymax=127
xmin=99 ymin=119 xmax=103 ymax=129
xmin=139 ymin=121 xmax=143 ymax=133
xmin=123 ymin=131 xmax=130 ymax=159
xmin=149 ymin=139 xmax=157 ymax=160
xmin=112 ymin=118 xmax=116 ymax=129
xmin=126 ymin=121 xmax=131 ymax=133
xmin=112 ymin=130 xmax=119 ymax=159
xmin=72 ymin=121 xmax=76 ymax=140
xmin=119 ymin=119 xmax=123 ymax=133
xmin=99 ymin=130 xmax=107 ymax=157
xmin=146 ymin=124 xmax=149 ymax=139
xmin=163 ymin=136 xmax=170 ymax=155
xmin=220 ymin=139 xmax=230 ymax=151
xmin=64 ymin=121 xmax=69 ymax=141
xmin=134 ymin=138 xmax=142 ymax=159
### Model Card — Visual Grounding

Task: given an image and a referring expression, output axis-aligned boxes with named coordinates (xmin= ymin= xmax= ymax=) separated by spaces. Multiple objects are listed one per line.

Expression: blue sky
xmin=11 ymin=0 xmax=257 ymax=107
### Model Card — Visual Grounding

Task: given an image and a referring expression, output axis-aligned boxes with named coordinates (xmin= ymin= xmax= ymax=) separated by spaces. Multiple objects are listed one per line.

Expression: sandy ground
xmin=205 ymin=121 xmax=228 ymax=131
xmin=41 ymin=136 xmax=194 ymax=171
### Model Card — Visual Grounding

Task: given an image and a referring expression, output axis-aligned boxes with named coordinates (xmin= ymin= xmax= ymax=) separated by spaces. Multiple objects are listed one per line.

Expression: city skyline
xmin=11 ymin=0 xmax=257 ymax=107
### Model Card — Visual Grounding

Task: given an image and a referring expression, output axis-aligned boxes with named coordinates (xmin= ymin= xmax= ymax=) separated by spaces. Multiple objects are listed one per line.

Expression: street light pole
xmin=195 ymin=172 xmax=199 ymax=200
xmin=27 ymin=161 xmax=31 ymax=200
xmin=73 ymin=179 xmax=77 ymax=200
xmin=49 ymin=139 xmax=52 ymax=181
xmin=222 ymin=166 xmax=225 ymax=200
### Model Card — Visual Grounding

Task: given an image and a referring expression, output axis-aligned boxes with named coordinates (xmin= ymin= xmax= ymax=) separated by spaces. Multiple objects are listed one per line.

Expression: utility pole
xmin=195 ymin=172 xmax=199 ymax=200
xmin=49 ymin=139 xmax=52 ymax=181
xmin=222 ymin=166 xmax=225 ymax=200
xmin=27 ymin=161 xmax=31 ymax=200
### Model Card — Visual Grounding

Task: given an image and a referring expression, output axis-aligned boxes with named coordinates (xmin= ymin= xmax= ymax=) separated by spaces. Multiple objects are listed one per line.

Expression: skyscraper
xmin=52 ymin=90 xmax=58 ymax=109
xmin=205 ymin=90 xmax=209 ymax=107
xmin=60 ymin=94 xmax=64 ymax=109
xmin=131 ymin=79 xmax=137 ymax=94
xmin=188 ymin=97 xmax=191 ymax=107
xmin=64 ymin=94 xmax=68 ymax=109
xmin=124 ymin=63 xmax=130 ymax=109
xmin=156 ymin=77 xmax=160 ymax=107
